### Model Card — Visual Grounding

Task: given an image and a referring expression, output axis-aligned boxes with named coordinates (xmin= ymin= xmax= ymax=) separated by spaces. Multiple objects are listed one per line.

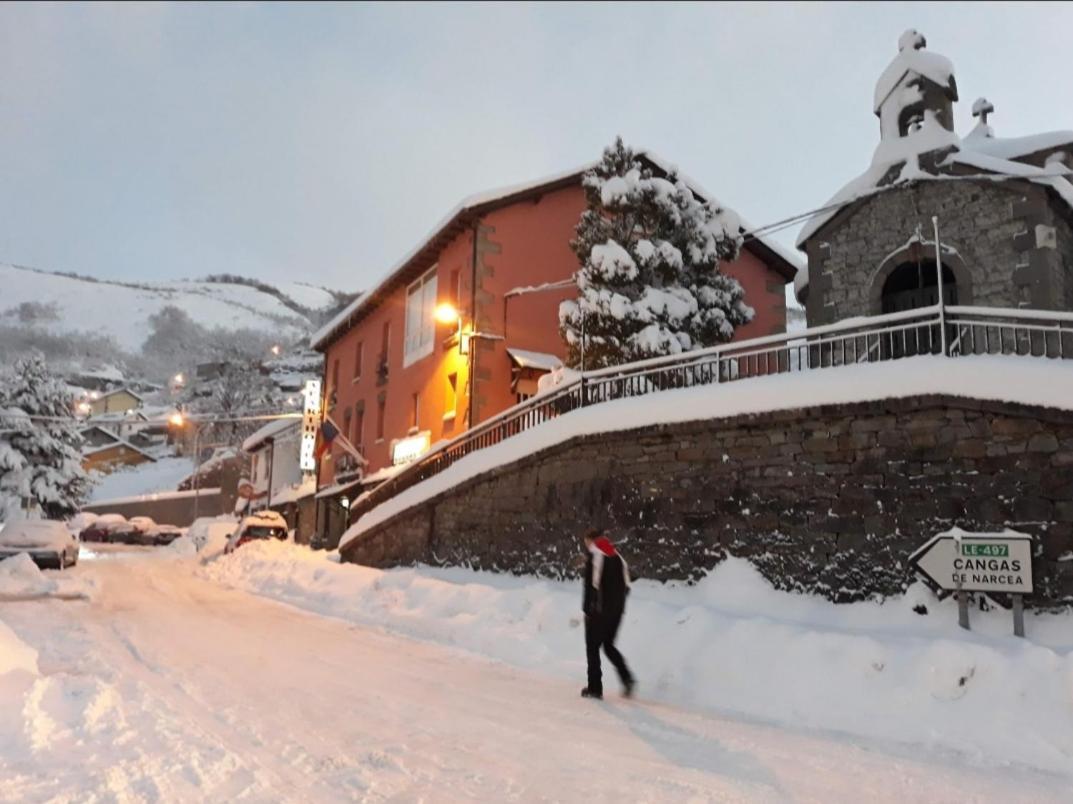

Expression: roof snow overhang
xmin=311 ymin=152 xmax=801 ymax=351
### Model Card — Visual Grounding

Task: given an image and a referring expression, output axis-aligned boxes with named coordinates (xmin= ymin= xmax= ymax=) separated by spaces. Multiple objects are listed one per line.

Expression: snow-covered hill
xmin=0 ymin=263 xmax=345 ymax=352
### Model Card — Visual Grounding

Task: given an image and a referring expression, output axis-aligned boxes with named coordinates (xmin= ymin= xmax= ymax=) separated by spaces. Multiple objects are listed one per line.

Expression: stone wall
xmin=804 ymin=179 xmax=1073 ymax=326
xmin=341 ymin=396 xmax=1073 ymax=608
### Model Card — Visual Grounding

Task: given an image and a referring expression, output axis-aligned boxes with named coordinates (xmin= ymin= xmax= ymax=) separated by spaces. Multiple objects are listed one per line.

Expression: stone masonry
xmin=341 ymin=395 xmax=1073 ymax=609
xmin=804 ymin=179 xmax=1073 ymax=326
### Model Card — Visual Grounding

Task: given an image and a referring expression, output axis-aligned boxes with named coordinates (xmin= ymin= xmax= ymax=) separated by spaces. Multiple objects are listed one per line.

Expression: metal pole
xmin=1012 ymin=594 xmax=1025 ymax=637
xmin=932 ymin=216 xmax=947 ymax=356
xmin=955 ymin=571 xmax=970 ymax=631
xmin=266 ymin=437 xmax=274 ymax=512
xmin=192 ymin=424 xmax=201 ymax=521
xmin=580 ymin=307 xmax=586 ymax=372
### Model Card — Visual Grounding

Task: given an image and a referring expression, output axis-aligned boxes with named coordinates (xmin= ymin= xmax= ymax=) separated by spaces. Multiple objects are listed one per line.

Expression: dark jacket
xmin=583 ymin=542 xmax=630 ymax=617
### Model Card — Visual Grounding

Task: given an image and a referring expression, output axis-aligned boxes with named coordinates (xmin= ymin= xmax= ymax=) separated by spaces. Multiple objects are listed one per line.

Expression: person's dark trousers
xmin=585 ymin=611 xmax=633 ymax=696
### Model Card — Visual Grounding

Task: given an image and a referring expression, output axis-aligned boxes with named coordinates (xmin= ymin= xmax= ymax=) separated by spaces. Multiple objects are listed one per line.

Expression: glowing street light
xmin=434 ymin=302 xmax=461 ymax=325
xmin=271 ymin=345 xmax=281 ymax=356
xmin=168 ymin=412 xmax=185 ymax=427
xmin=173 ymin=373 xmax=185 ymax=386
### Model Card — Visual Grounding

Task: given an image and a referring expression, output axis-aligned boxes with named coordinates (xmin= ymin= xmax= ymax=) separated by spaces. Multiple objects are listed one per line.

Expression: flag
xmin=314 ymin=419 xmax=339 ymax=461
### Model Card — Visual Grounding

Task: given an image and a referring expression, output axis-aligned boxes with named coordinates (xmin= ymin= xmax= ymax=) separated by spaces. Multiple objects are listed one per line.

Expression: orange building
xmin=311 ymin=154 xmax=799 ymax=544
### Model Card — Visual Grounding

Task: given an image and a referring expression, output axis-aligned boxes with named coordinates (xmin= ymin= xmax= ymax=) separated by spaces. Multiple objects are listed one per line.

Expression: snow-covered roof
xmin=82 ymin=437 xmax=157 ymax=462
xmin=310 ymin=151 xmax=801 ymax=350
xmin=507 ymin=348 xmax=562 ymax=372
xmin=962 ymin=129 xmax=1073 ymax=162
xmin=267 ymin=477 xmax=316 ymax=505
xmin=242 ymin=417 xmax=301 ymax=453
xmin=873 ymin=30 xmax=956 ymax=113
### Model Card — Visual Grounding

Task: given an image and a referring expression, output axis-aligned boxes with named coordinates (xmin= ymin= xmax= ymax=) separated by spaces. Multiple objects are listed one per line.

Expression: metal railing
xmin=349 ymin=304 xmax=1073 ymax=522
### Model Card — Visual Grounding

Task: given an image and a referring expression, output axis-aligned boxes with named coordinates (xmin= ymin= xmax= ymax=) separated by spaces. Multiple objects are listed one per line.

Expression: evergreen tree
xmin=560 ymin=138 xmax=753 ymax=369
xmin=0 ymin=354 xmax=89 ymax=519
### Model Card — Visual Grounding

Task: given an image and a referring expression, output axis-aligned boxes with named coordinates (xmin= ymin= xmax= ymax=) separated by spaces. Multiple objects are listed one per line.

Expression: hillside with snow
xmin=0 ymin=263 xmax=348 ymax=353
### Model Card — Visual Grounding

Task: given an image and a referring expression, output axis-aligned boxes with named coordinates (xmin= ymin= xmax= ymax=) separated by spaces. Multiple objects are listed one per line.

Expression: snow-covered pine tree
xmin=559 ymin=138 xmax=753 ymax=369
xmin=0 ymin=354 xmax=89 ymax=519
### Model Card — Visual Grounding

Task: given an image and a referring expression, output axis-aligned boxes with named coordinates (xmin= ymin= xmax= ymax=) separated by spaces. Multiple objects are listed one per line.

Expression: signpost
xmin=909 ymin=528 xmax=1033 ymax=636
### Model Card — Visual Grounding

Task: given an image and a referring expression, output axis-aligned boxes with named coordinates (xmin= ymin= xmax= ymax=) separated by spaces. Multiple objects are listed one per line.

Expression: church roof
xmin=873 ymin=31 xmax=957 ymax=114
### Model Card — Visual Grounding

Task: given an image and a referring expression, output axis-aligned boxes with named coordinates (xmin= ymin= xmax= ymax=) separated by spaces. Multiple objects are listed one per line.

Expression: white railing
xmin=348 ymin=305 xmax=1073 ymax=523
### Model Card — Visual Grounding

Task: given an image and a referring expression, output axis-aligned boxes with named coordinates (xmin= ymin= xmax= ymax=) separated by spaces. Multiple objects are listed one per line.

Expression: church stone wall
xmin=804 ymin=180 xmax=1072 ymax=327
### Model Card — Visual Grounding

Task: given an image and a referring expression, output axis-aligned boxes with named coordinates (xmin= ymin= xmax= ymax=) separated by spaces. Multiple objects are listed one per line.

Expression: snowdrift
xmin=0 ymin=554 xmax=96 ymax=601
xmin=202 ymin=542 xmax=1073 ymax=775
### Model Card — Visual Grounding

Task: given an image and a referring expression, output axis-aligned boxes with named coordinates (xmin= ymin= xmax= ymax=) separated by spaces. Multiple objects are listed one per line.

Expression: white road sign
xmin=909 ymin=528 xmax=1033 ymax=596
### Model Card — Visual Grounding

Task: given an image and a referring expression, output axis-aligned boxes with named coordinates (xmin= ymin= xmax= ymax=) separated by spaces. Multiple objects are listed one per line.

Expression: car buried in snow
xmin=79 ymin=513 xmax=129 ymax=543
xmin=0 ymin=520 xmax=80 ymax=569
xmin=224 ymin=512 xmax=289 ymax=554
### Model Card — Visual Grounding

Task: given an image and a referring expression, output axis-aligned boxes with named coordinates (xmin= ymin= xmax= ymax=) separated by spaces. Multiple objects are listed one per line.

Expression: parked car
xmin=109 ymin=516 xmax=158 ymax=545
xmin=67 ymin=511 xmax=99 ymax=537
xmin=187 ymin=517 xmax=237 ymax=553
xmin=225 ymin=512 xmax=289 ymax=554
xmin=143 ymin=524 xmax=184 ymax=546
xmin=79 ymin=513 xmax=129 ymax=543
xmin=0 ymin=520 xmax=80 ymax=569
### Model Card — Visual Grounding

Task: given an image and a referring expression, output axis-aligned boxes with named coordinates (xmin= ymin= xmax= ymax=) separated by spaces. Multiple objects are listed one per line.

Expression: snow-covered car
xmin=109 ymin=516 xmax=158 ymax=545
xmin=79 ymin=513 xmax=128 ymax=543
xmin=225 ymin=512 xmax=288 ymax=554
xmin=0 ymin=521 xmax=80 ymax=569
xmin=67 ymin=511 xmax=99 ymax=536
xmin=187 ymin=517 xmax=237 ymax=552
xmin=143 ymin=524 xmax=184 ymax=547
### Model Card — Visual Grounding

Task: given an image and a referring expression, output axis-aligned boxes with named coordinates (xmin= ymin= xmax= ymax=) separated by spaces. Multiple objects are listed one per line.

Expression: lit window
xmin=404 ymin=267 xmax=438 ymax=366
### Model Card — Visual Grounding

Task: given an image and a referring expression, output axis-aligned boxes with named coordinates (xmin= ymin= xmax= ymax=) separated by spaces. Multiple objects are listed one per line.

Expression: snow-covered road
xmin=1 ymin=549 xmax=1068 ymax=802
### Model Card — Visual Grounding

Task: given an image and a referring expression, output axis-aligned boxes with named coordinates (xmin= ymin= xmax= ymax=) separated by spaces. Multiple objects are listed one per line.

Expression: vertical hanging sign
xmin=300 ymin=379 xmax=322 ymax=472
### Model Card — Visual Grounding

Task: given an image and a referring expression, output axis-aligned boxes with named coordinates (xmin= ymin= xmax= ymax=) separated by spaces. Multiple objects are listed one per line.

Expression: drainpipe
xmin=266 ymin=438 xmax=275 ymax=512
xmin=932 ymin=216 xmax=947 ymax=355
xmin=468 ymin=221 xmax=479 ymax=431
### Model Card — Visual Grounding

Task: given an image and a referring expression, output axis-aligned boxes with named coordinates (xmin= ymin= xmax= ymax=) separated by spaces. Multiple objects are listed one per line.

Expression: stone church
xmin=795 ymin=30 xmax=1073 ymax=326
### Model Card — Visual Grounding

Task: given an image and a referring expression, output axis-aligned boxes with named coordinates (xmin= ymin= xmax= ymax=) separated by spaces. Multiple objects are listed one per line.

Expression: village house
xmin=86 ymin=387 xmax=143 ymax=417
xmin=241 ymin=418 xmax=315 ymax=543
xmin=310 ymin=151 xmax=801 ymax=546
xmin=79 ymin=425 xmax=157 ymax=474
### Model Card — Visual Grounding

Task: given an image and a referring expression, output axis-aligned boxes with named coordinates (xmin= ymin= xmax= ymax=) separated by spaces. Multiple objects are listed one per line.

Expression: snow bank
xmin=203 ymin=543 xmax=1073 ymax=774
xmin=0 ymin=554 xmax=96 ymax=601
xmin=342 ymin=355 xmax=1073 ymax=550
xmin=0 ymin=617 xmax=37 ymax=677
xmin=87 ymin=456 xmax=193 ymax=503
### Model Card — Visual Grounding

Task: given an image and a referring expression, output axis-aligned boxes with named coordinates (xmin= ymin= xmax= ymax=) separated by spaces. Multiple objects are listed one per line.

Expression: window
xmin=380 ymin=321 xmax=390 ymax=361
xmin=343 ymin=408 xmax=352 ymax=443
xmin=450 ymin=269 xmax=461 ymax=304
xmin=376 ymin=395 xmax=386 ymax=441
xmin=331 ymin=359 xmax=340 ymax=391
xmin=411 ymin=393 xmax=420 ymax=429
xmin=354 ymin=404 xmax=364 ymax=450
xmin=445 ymin=373 xmax=457 ymax=419
xmin=353 ymin=341 xmax=363 ymax=381
xmin=403 ymin=267 xmax=438 ymax=366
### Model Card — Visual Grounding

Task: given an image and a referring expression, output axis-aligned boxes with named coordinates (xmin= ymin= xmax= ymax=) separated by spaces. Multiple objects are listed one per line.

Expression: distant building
xmin=79 ymin=425 xmax=156 ymax=474
xmin=241 ymin=418 xmax=314 ymax=543
xmin=87 ymin=388 xmax=143 ymax=417
xmin=796 ymin=30 xmax=1073 ymax=325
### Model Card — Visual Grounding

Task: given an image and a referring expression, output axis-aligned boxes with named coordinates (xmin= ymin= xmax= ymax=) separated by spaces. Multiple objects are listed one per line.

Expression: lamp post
xmin=170 ymin=411 xmax=202 ymax=520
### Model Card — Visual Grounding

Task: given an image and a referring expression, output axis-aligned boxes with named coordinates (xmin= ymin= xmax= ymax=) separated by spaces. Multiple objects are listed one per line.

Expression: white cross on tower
xmin=972 ymin=97 xmax=995 ymax=126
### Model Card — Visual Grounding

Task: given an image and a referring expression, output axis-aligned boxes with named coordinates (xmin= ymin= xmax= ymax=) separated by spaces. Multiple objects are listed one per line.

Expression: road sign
xmin=909 ymin=528 xmax=1033 ymax=596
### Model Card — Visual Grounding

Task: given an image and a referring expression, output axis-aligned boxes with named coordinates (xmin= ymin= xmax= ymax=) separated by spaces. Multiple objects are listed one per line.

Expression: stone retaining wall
xmin=340 ymin=395 xmax=1073 ymax=608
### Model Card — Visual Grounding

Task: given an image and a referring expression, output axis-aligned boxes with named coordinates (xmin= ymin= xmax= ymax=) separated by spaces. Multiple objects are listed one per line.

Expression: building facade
xmin=310 ymin=154 xmax=799 ymax=545
xmin=796 ymin=31 xmax=1073 ymax=325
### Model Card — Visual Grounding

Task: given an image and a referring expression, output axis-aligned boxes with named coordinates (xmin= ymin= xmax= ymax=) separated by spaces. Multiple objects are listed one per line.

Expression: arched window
xmin=880 ymin=260 xmax=958 ymax=314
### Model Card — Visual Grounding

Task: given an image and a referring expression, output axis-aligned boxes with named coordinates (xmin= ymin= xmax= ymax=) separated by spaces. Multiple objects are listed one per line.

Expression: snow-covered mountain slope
xmin=0 ymin=264 xmax=343 ymax=352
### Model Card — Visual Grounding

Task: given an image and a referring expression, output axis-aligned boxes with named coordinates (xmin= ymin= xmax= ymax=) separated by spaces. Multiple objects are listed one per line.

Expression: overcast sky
xmin=2 ymin=2 xmax=1070 ymax=294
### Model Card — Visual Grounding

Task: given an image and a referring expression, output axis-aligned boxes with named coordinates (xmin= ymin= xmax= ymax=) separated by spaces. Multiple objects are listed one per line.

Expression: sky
xmin=2 ymin=2 xmax=1071 ymax=296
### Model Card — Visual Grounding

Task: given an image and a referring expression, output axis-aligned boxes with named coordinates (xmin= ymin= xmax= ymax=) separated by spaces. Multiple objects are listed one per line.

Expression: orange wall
xmin=321 ymin=183 xmax=788 ymax=483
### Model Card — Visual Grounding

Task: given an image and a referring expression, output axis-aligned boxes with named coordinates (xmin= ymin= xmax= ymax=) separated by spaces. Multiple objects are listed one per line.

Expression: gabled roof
xmin=82 ymin=435 xmax=158 ymax=462
xmin=311 ymin=151 xmax=802 ymax=351
xmin=95 ymin=388 xmax=144 ymax=404
xmin=242 ymin=416 xmax=302 ymax=453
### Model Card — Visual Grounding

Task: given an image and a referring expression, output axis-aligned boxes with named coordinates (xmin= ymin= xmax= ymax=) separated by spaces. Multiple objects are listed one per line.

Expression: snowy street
xmin=1 ymin=548 xmax=1068 ymax=803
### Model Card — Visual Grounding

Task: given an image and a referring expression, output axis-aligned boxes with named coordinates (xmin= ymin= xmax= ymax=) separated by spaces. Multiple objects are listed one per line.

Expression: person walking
xmin=580 ymin=528 xmax=635 ymax=700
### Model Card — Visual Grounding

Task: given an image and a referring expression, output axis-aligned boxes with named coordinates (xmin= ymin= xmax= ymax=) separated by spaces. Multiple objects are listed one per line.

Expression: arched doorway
xmin=880 ymin=260 xmax=958 ymax=314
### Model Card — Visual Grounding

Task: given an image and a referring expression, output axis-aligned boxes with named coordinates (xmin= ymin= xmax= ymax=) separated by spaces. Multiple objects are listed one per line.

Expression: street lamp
xmin=169 ymin=411 xmax=204 ymax=520
xmin=271 ymin=345 xmax=281 ymax=356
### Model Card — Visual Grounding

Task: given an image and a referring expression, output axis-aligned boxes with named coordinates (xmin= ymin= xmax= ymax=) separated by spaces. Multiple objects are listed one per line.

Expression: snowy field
xmin=87 ymin=456 xmax=194 ymax=503
xmin=0 ymin=543 xmax=1070 ymax=802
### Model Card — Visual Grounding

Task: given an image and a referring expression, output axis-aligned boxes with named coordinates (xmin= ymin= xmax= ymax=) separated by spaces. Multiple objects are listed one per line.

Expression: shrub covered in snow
xmin=559 ymin=138 xmax=752 ymax=369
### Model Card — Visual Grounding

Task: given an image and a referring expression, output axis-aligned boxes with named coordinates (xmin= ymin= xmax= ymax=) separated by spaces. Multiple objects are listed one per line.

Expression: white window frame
xmin=403 ymin=266 xmax=438 ymax=367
